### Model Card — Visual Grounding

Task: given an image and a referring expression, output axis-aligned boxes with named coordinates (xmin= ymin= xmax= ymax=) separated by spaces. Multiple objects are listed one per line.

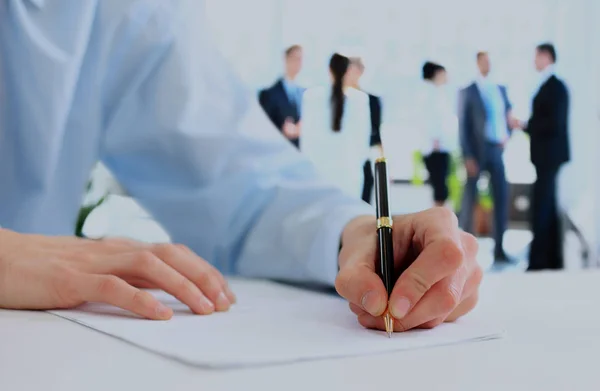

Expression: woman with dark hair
xmin=346 ymin=56 xmax=384 ymax=204
xmin=301 ymin=53 xmax=371 ymax=198
xmin=419 ymin=61 xmax=457 ymax=207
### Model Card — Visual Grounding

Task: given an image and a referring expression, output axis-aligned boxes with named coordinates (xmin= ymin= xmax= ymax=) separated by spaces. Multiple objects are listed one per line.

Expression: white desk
xmin=1 ymin=271 xmax=599 ymax=391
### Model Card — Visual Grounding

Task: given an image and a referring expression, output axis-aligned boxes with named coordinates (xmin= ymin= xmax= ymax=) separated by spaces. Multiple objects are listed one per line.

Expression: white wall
xmin=592 ymin=0 xmax=600 ymax=264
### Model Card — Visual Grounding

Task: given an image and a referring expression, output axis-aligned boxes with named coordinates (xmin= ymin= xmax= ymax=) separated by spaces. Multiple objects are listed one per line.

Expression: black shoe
xmin=527 ymin=263 xmax=563 ymax=272
xmin=494 ymin=251 xmax=510 ymax=263
xmin=526 ymin=265 xmax=545 ymax=272
xmin=494 ymin=252 xmax=518 ymax=266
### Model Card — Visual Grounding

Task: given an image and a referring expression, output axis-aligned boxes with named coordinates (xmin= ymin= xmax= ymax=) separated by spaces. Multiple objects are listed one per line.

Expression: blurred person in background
xmin=518 ymin=43 xmax=570 ymax=271
xmin=419 ymin=62 xmax=457 ymax=207
xmin=346 ymin=57 xmax=384 ymax=204
xmin=301 ymin=53 xmax=371 ymax=199
xmin=459 ymin=52 xmax=516 ymax=264
xmin=259 ymin=45 xmax=304 ymax=148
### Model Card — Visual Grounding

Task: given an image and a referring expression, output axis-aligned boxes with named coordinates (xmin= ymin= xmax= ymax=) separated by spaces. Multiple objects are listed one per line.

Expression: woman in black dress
xmin=420 ymin=62 xmax=456 ymax=207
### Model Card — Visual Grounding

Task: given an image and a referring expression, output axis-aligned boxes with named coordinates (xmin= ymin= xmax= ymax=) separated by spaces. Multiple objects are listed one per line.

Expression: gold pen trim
xmin=375 ymin=156 xmax=387 ymax=164
xmin=376 ymin=216 xmax=393 ymax=229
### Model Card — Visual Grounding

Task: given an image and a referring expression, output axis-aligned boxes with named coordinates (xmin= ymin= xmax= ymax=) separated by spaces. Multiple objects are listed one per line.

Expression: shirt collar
xmin=476 ymin=73 xmax=493 ymax=87
xmin=538 ymin=64 xmax=555 ymax=86
xmin=282 ymin=77 xmax=296 ymax=89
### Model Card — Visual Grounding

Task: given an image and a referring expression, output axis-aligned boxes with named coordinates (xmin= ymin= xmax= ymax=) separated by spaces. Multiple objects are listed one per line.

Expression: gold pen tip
xmin=384 ymin=313 xmax=393 ymax=337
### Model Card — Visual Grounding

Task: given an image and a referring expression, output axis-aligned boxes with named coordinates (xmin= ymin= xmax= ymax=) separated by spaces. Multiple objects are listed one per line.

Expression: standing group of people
xmin=259 ymin=46 xmax=383 ymax=203
xmin=260 ymin=43 xmax=570 ymax=272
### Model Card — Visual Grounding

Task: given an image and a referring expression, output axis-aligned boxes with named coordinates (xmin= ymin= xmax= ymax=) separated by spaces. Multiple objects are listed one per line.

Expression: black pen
xmin=374 ymin=157 xmax=395 ymax=337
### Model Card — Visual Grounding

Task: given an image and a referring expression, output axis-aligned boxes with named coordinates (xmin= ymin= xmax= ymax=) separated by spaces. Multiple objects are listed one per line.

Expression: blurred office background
xmin=84 ymin=0 xmax=600 ymax=271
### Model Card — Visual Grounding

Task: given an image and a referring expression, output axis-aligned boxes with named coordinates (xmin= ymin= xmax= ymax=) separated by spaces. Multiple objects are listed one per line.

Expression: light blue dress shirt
xmin=281 ymin=78 xmax=302 ymax=113
xmin=477 ymin=79 xmax=509 ymax=144
xmin=0 ymin=0 xmax=373 ymax=285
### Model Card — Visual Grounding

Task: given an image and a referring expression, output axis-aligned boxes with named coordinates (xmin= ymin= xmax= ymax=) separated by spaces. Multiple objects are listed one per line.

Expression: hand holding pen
xmin=335 ymin=158 xmax=483 ymax=334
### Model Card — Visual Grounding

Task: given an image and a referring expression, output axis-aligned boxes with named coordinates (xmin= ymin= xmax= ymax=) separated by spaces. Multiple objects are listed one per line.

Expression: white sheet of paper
xmin=50 ymin=279 xmax=501 ymax=369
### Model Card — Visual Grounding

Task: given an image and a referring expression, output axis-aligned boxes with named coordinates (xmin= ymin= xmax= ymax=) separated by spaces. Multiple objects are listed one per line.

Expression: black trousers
xmin=528 ymin=166 xmax=563 ymax=270
xmin=362 ymin=160 xmax=374 ymax=204
xmin=423 ymin=152 xmax=450 ymax=203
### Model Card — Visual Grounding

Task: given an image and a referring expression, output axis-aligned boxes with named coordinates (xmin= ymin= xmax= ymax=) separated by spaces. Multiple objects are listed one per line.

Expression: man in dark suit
xmin=520 ymin=43 xmax=570 ymax=271
xmin=258 ymin=45 xmax=304 ymax=148
xmin=459 ymin=52 xmax=516 ymax=263
xmin=347 ymin=57 xmax=383 ymax=204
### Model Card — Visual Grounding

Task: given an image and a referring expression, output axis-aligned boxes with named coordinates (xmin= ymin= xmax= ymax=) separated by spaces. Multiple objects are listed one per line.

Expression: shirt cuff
xmin=306 ymin=202 xmax=374 ymax=286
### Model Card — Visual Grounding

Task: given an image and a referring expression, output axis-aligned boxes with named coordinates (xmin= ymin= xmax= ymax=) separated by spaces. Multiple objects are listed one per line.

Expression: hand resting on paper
xmin=336 ymin=207 xmax=482 ymax=332
xmin=0 ymin=230 xmax=235 ymax=319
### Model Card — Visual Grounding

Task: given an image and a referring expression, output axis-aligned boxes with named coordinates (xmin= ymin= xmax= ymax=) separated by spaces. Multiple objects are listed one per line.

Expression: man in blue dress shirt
xmin=0 ymin=0 xmax=480 ymax=332
xmin=459 ymin=51 xmax=515 ymax=264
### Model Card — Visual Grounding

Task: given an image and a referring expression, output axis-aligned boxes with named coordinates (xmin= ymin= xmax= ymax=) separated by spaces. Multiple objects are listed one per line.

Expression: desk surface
xmin=1 ymin=271 xmax=599 ymax=391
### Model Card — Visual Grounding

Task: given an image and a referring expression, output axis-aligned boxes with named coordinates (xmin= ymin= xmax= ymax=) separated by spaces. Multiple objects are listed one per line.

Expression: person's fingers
xmin=174 ymin=244 xmax=237 ymax=304
xmin=349 ymin=302 xmax=368 ymax=317
xmin=357 ymin=270 xmax=466 ymax=332
xmin=353 ymin=245 xmax=482 ymax=332
xmin=418 ymin=290 xmax=480 ymax=329
xmin=336 ymin=263 xmax=387 ymax=317
xmin=123 ymin=277 xmax=156 ymax=289
xmin=90 ymin=252 xmax=216 ymax=315
xmin=65 ymin=240 xmax=235 ymax=311
xmin=391 ymin=263 xmax=469 ymax=331
xmin=440 ymin=263 xmax=482 ymax=324
xmin=460 ymin=262 xmax=483 ymax=301
xmin=151 ymin=244 xmax=231 ymax=312
xmin=389 ymin=208 xmax=464 ymax=320
xmin=335 ymin=243 xmax=387 ymax=317
xmin=396 ymin=253 xmax=482 ymax=331
xmin=389 ymin=238 xmax=463 ymax=319
xmin=77 ymin=274 xmax=173 ymax=320
xmin=444 ymin=290 xmax=480 ymax=323
xmin=120 ymin=276 xmax=235 ymax=306
xmin=357 ymin=313 xmax=386 ymax=330
xmin=223 ymin=284 xmax=237 ymax=304
xmin=354 ymin=288 xmax=480 ymax=333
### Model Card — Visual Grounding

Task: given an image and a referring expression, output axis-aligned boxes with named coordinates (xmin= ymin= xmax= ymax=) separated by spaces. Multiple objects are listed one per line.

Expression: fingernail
xmin=225 ymin=286 xmax=237 ymax=304
xmin=200 ymin=295 xmax=215 ymax=313
xmin=216 ymin=292 xmax=230 ymax=311
xmin=391 ymin=297 xmax=411 ymax=319
xmin=156 ymin=303 xmax=172 ymax=319
xmin=361 ymin=291 xmax=384 ymax=316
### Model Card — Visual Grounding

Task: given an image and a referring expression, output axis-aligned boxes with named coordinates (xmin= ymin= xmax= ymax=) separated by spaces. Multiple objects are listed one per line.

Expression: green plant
xmin=75 ymin=195 xmax=106 ymax=237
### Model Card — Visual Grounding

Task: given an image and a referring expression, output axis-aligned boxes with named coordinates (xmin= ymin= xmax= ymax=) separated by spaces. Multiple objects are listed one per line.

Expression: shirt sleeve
xmin=458 ymin=88 xmax=475 ymax=158
xmin=99 ymin=1 xmax=373 ymax=286
xmin=501 ymin=86 xmax=513 ymax=112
